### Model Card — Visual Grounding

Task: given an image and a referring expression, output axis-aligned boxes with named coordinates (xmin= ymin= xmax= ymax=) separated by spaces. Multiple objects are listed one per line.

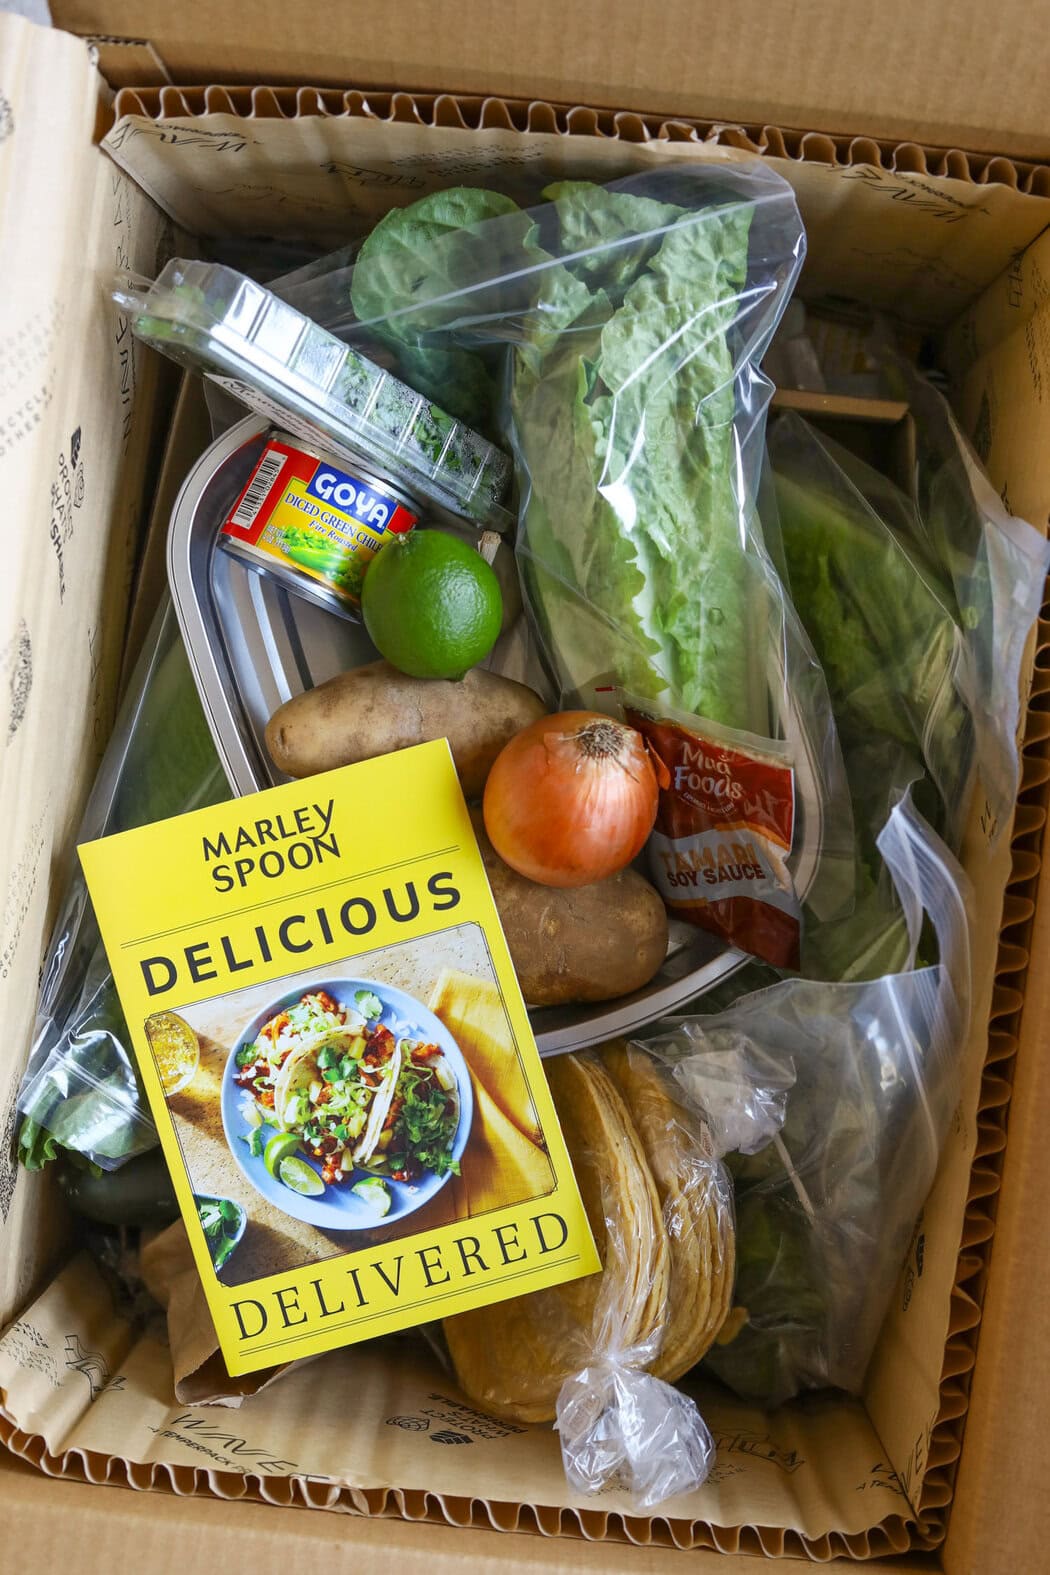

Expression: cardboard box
xmin=2 ymin=6 xmax=1049 ymax=1569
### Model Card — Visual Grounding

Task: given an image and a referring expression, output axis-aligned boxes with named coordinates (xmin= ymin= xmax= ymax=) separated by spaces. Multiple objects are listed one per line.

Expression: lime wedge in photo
xmin=278 ymin=1155 xmax=325 ymax=1196
xmin=263 ymin=1131 xmax=302 ymax=1178
xmin=352 ymin=1177 xmax=392 ymax=1217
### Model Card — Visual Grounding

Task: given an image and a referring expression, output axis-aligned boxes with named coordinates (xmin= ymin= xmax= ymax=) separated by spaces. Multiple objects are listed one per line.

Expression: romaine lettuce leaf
xmin=349 ymin=178 xmax=765 ymax=728
xmin=772 ymin=421 xmax=973 ymax=855
xmin=542 ymin=180 xmax=683 ymax=292
xmin=514 ymin=184 xmax=759 ymax=727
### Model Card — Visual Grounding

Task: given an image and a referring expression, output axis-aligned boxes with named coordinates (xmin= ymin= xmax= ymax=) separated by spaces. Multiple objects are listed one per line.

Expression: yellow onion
xmin=482 ymin=711 xmax=665 ymax=888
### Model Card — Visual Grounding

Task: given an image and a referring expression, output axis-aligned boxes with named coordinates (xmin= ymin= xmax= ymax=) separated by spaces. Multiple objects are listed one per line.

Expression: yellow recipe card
xmin=79 ymin=741 xmax=598 ymax=1376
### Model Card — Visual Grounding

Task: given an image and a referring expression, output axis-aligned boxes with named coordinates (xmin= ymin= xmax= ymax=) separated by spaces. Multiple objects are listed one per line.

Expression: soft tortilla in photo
xmin=271 ymin=1028 xmax=399 ymax=1165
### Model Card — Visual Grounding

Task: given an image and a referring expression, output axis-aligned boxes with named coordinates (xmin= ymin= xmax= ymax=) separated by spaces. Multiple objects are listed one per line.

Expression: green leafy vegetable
xmin=770 ymin=415 xmax=972 ymax=980
xmin=354 ymin=990 xmax=383 ymax=1019
xmin=515 ymin=184 xmax=760 ymax=726
xmin=543 ymin=181 xmax=684 ymax=291
xmin=44 ymin=1079 xmax=145 ymax=1162
xmin=241 ymin=1127 xmax=267 ymax=1159
xmin=17 ymin=1012 xmax=157 ymax=1171
xmin=17 ymin=1118 xmax=60 ymax=1172
xmin=349 ymin=188 xmax=530 ymax=428
xmin=386 ymin=1065 xmax=460 ymax=1179
xmin=774 ymin=455 xmax=967 ymax=792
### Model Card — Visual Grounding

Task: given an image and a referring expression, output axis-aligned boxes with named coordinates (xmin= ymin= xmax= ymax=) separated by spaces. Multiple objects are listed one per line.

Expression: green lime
xmin=352 ymin=1177 xmax=392 ymax=1216
xmin=263 ymin=1131 xmax=302 ymax=1178
xmin=278 ymin=1155 xmax=326 ymax=1196
xmin=361 ymin=529 xmax=503 ymax=679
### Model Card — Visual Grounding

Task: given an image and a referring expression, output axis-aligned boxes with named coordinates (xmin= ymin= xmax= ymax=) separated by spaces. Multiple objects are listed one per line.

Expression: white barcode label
xmin=231 ymin=448 xmax=285 ymax=528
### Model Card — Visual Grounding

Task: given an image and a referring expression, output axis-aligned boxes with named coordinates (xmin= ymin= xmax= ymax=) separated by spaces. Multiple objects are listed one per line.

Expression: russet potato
xmin=265 ymin=660 xmax=546 ymax=800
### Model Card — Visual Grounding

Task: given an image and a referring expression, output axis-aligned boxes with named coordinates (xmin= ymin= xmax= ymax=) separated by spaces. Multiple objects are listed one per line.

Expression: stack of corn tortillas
xmin=443 ymin=1043 xmax=735 ymax=1423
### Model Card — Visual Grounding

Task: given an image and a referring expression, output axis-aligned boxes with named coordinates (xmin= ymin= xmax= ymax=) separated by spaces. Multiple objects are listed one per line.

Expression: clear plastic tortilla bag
xmin=440 ymin=1044 xmax=787 ymax=1509
xmin=639 ymin=791 xmax=972 ymax=1407
xmin=271 ymin=162 xmax=858 ymax=967
xmin=556 ymin=1046 xmax=799 ymax=1508
xmin=16 ymin=596 xmax=229 ymax=1171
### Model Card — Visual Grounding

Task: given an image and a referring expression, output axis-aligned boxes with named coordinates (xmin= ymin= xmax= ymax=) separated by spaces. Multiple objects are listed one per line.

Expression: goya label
xmin=222 ymin=437 xmax=419 ymax=608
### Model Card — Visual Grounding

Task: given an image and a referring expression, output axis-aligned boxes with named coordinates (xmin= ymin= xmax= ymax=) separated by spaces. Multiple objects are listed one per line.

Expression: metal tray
xmin=169 ymin=416 xmax=827 ymax=1055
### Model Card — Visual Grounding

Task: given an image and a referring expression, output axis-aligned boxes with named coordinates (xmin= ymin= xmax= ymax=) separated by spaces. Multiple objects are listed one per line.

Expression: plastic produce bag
xmin=641 ymin=792 xmax=972 ymax=1405
xmin=17 ymin=596 xmax=229 ymax=1171
xmin=441 ymin=1043 xmax=787 ymax=1509
xmin=880 ymin=352 xmax=1050 ymax=848
xmin=770 ymin=407 xmax=1048 ymax=981
xmin=274 ymin=165 xmax=857 ymax=960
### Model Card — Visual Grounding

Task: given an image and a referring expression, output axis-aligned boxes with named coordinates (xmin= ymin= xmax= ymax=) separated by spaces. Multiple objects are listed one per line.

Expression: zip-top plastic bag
xmin=17 ymin=597 xmax=229 ymax=1171
xmin=273 ymin=164 xmax=857 ymax=966
xmin=769 ymin=407 xmax=1049 ymax=982
xmin=640 ymin=792 xmax=972 ymax=1405
xmin=880 ymin=352 xmax=1050 ymax=848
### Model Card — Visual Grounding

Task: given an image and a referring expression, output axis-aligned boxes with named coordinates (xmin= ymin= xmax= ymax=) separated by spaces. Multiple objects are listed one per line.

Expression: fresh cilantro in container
xmin=196 ymin=1194 xmax=247 ymax=1272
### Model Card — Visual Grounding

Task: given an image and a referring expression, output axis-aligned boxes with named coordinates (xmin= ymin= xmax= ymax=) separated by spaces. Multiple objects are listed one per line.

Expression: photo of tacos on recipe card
xmin=148 ymin=921 xmax=561 ymax=1295
xmin=222 ymin=979 xmax=472 ymax=1229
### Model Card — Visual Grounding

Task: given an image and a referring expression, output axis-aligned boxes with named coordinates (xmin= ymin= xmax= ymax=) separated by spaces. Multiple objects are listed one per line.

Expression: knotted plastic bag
xmin=442 ymin=1043 xmax=785 ymax=1508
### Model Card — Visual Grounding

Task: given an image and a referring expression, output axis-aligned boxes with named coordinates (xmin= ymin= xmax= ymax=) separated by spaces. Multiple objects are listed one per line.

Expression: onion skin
xmin=482 ymin=710 xmax=662 ymax=888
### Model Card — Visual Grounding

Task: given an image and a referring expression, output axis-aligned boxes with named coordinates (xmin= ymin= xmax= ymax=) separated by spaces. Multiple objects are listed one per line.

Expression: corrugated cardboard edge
xmin=0 ymin=1456 xmax=937 ymax=1575
xmin=0 ymin=1411 xmax=923 ymax=1560
xmin=912 ymin=607 xmax=1050 ymax=1541
xmin=107 ymin=83 xmax=1050 ymax=198
xmin=4 ymin=83 xmax=1049 ymax=1562
xmin=43 ymin=0 xmax=1050 ymax=162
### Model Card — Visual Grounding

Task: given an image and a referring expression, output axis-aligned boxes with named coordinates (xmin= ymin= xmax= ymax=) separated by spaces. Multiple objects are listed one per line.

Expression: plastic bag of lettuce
xmin=277 ymin=164 xmax=859 ymax=947
xmin=17 ymin=596 xmax=228 ymax=1176
xmin=287 ymin=167 xmax=807 ymax=735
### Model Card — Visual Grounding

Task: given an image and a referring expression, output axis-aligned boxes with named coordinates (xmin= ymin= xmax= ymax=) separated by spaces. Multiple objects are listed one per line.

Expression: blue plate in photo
xmin=220 ymin=977 xmax=473 ymax=1231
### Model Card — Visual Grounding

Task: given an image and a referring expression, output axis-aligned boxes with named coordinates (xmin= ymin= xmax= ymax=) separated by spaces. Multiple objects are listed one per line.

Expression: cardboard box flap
xmin=50 ymin=0 xmax=1050 ymax=161
xmin=0 ymin=14 xmax=172 ymax=1325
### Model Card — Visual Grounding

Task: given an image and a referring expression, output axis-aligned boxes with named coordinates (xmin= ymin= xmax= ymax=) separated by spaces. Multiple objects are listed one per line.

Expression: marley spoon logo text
xmin=139 ymin=795 xmax=461 ymax=996
xmin=205 ymin=797 xmax=339 ymax=890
